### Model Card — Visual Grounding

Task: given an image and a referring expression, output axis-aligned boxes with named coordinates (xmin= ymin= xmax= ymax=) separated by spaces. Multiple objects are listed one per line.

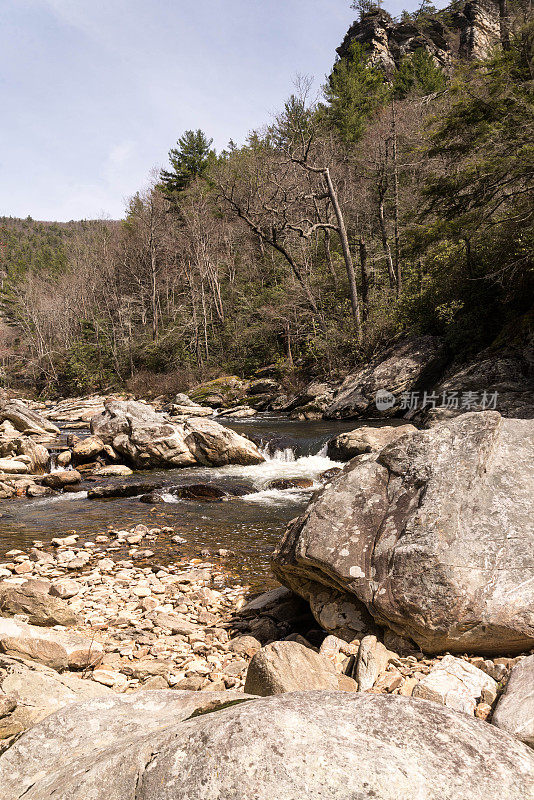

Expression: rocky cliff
xmin=337 ymin=0 xmax=502 ymax=75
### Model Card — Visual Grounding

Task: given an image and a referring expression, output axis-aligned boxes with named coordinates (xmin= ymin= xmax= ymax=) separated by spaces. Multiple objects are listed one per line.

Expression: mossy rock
xmin=188 ymin=377 xmax=248 ymax=407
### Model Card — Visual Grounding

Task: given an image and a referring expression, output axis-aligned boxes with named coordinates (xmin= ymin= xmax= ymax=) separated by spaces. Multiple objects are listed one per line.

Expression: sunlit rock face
xmin=336 ymin=1 xmax=501 ymax=77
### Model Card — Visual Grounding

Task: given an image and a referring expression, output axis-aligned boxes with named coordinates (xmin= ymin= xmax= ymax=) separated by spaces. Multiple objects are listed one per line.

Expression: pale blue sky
xmin=1 ymin=0 xmax=433 ymax=221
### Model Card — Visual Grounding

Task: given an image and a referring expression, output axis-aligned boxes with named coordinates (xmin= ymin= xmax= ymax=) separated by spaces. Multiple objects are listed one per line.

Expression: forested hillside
xmin=2 ymin=0 xmax=532 ymax=396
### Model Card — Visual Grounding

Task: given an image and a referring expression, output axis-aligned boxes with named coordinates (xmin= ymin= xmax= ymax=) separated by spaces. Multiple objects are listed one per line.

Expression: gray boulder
xmin=0 ymin=654 xmax=111 ymax=750
xmin=0 ymin=400 xmax=60 ymax=435
xmin=324 ymin=335 xmax=445 ymax=419
xmin=493 ymin=655 xmax=534 ymax=747
xmin=243 ymin=640 xmax=356 ymax=695
xmin=327 ymin=423 xmax=417 ymax=460
xmin=273 ymin=412 xmax=534 ymax=655
xmin=90 ymin=400 xmax=263 ymax=468
xmin=1 ymin=691 xmax=533 ymax=799
xmin=0 ymin=580 xmax=80 ymax=627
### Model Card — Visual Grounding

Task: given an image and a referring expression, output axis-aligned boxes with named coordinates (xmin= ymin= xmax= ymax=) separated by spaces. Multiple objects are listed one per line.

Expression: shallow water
xmin=0 ymin=415 xmax=387 ymax=590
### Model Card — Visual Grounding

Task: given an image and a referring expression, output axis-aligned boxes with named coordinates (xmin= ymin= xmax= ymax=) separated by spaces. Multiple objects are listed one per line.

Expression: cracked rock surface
xmin=1 ymin=690 xmax=533 ymax=800
xmin=272 ymin=412 xmax=534 ymax=654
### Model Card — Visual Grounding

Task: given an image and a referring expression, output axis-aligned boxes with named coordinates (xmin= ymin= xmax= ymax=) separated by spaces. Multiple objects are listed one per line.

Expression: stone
xmin=228 ymin=635 xmax=262 ymax=659
xmin=0 ymin=580 xmax=80 ymax=626
xmin=151 ymin=612 xmax=196 ymax=635
xmin=0 ymin=654 xmax=112 ymax=744
xmin=0 ymin=458 xmax=29 ymax=474
xmin=94 ymin=464 xmax=133 ymax=477
xmin=0 ymin=399 xmax=59 ymax=435
xmin=272 ymin=412 xmax=534 ymax=655
xmin=1 ymin=691 xmax=533 ymax=799
xmin=413 ymin=655 xmax=498 ymax=716
xmin=326 ymin=423 xmax=417 ymax=461
xmin=267 ymin=478 xmax=314 ymax=490
xmin=87 ymin=481 xmax=164 ymax=499
xmin=324 ymin=336 xmax=445 ymax=419
xmin=49 ymin=579 xmax=80 ymax=600
xmin=493 ymin=655 xmax=534 ymax=748
xmin=71 ymin=435 xmax=105 ymax=463
xmin=0 ymin=618 xmax=103 ymax=671
xmin=244 ymin=640 xmax=340 ymax=696
xmin=354 ymin=635 xmax=391 ymax=691
xmin=183 ymin=416 xmax=264 ymax=466
xmin=42 ymin=470 xmax=82 ymax=489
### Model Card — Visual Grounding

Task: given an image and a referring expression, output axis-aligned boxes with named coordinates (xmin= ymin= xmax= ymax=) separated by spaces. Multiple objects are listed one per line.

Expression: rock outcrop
xmin=1 ymin=691 xmax=533 ymax=799
xmin=273 ymin=412 xmax=534 ymax=654
xmin=0 ymin=399 xmax=59 ymax=436
xmin=337 ymin=2 xmax=501 ymax=77
xmin=326 ymin=423 xmax=417 ymax=460
xmin=90 ymin=400 xmax=264 ymax=468
xmin=324 ymin=335 xmax=446 ymax=419
xmin=0 ymin=580 xmax=80 ymax=627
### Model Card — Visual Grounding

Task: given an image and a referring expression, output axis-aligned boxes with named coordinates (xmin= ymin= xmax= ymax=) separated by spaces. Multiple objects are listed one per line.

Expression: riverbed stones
xmin=354 ymin=634 xmax=392 ymax=692
xmin=272 ymin=412 xmax=534 ymax=655
xmin=0 ymin=618 xmax=103 ymax=670
xmin=0 ymin=580 xmax=80 ymax=626
xmin=492 ymin=655 xmax=534 ymax=747
xmin=326 ymin=423 xmax=417 ymax=460
xmin=412 ymin=655 xmax=498 ymax=715
xmin=71 ymin=435 xmax=105 ymax=462
xmin=2 ymin=691 xmax=534 ymax=800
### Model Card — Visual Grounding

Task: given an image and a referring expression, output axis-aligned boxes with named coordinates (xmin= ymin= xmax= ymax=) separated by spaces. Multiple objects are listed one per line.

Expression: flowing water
xmin=0 ymin=415 xmax=388 ymax=590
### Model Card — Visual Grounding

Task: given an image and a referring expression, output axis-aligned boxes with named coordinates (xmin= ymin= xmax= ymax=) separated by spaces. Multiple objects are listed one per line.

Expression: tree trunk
xmin=359 ymin=236 xmax=369 ymax=319
xmin=323 ymin=168 xmax=362 ymax=340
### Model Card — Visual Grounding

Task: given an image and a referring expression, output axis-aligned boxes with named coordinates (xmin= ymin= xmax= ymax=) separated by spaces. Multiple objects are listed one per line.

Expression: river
xmin=0 ymin=415 xmax=382 ymax=591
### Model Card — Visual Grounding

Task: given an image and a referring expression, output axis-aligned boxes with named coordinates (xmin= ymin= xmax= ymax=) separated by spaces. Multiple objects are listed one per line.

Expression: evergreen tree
xmin=159 ymin=129 xmax=215 ymax=198
xmin=393 ymin=48 xmax=447 ymax=99
xmin=323 ymin=42 xmax=388 ymax=143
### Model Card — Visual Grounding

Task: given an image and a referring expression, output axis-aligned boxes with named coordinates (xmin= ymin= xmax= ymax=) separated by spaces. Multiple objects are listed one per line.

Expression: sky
xmin=1 ymin=0 xmax=432 ymax=222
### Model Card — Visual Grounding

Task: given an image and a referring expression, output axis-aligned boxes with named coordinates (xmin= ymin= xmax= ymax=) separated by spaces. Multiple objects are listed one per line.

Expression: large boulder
xmin=1 ymin=691 xmax=533 ymax=799
xmin=272 ymin=412 xmax=534 ymax=655
xmin=324 ymin=335 xmax=446 ymax=419
xmin=0 ymin=618 xmax=103 ymax=671
xmin=493 ymin=655 xmax=534 ymax=748
xmin=0 ymin=399 xmax=60 ymax=435
xmin=0 ymin=580 xmax=80 ymax=627
xmin=90 ymin=400 xmax=263 ymax=468
xmin=326 ymin=423 xmax=417 ymax=460
xmin=183 ymin=417 xmax=264 ymax=466
xmin=0 ymin=654 xmax=112 ymax=749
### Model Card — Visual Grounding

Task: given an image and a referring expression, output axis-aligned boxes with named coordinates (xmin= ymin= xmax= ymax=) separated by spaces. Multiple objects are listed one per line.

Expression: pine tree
xmin=323 ymin=42 xmax=389 ymax=143
xmin=392 ymin=49 xmax=447 ymax=99
xmin=159 ymin=130 xmax=215 ymax=198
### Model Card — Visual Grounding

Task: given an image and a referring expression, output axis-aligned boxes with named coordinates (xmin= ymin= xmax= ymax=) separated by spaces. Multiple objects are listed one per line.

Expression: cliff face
xmin=336 ymin=1 xmax=501 ymax=75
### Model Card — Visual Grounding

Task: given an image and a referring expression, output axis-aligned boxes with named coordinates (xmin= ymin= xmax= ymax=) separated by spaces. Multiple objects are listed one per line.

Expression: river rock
xmin=0 ymin=399 xmax=60 ymax=435
xmin=268 ymin=478 xmax=314 ymax=490
xmin=272 ymin=412 xmax=534 ymax=654
xmin=492 ymin=655 xmax=534 ymax=747
xmin=326 ymin=423 xmax=417 ymax=460
xmin=183 ymin=417 xmax=264 ymax=466
xmin=324 ymin=335 xmax=445 ymax=419
xmin=0 ymin=618 xmax=103 ymax=671
xmin=0 ymin=654 xmax=112 ymax=748
xmin=42 ymin=470 xmax=82 ymax=489
xmin=243 ymin=641 xmax=357 ymax=695
xmin=0 ymin=580 xmax=80 ymax=626
xmin=413 ymin=655 xmax=498 ymax=715
xmin=0 ymin=457 xmax=29 ymax=474
xmin=90 ymin=400 xmax=262 ymax=468
xmin=2 ymin=690 xmax=534 ymax=799
xmin=354 ymin=634 xmax=391 ymax=691
xmin=94 ymin=464 xmax=133 ymax=477
xmin=72 ymin=435 xmax=105 ymax=462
